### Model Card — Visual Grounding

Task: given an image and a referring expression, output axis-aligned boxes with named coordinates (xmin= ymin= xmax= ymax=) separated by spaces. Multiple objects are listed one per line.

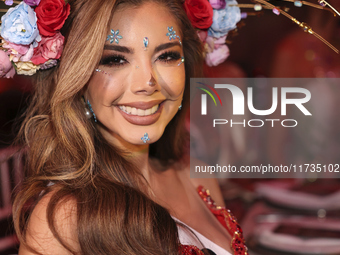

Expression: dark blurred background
xmin=1 ymin=0 xmax=340 ymax=254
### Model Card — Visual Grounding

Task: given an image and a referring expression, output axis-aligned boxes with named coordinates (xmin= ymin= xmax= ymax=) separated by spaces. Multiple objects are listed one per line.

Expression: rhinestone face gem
xmin=107 ymin=29 xmax=123 ymax=44
xmin=141 ymin=133 xmax=150 ymax=143
xmin=177 ymin=56 xmax=185 ymax=66
xmin=166 ymin=26 xmax=182 ymax=45
xmin=143 ymin=37 xmax=149 ymax=50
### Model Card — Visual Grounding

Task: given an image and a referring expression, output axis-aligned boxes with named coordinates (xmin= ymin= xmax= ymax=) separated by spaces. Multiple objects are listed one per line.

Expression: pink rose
xmin=0 ymin=50 xmax=16 ymax=78
xmin=31 ymin=32 xmax=64 ymax=65
xmin=213 ymin=35 xmax=227 ymax=46
xmin=23 ymin=0 xmax=41 ymax=6
xmin=205 ymin=44 xmax=230 ymax=66
xmin=197 ymin=30 xmax=208 ymax=43
xmin=2 ymin=41 xmax=34 ymax=62
xmin=209 ymin=0 xmax=226 ymax=9
xmin=205 ymin=35 xmax=227 ymax=52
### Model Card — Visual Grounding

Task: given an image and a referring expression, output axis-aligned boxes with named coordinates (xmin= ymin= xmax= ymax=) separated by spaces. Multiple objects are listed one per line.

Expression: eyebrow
xmin=103 ymin=41 xmax=181 ymax=54
xmin=104 ymin=44 xmax=134 ymax=54
xmin=154 ymin=42 xmax=181 ymax=53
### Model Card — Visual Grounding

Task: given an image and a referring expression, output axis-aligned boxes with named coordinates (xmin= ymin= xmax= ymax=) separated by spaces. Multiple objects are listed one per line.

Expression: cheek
xmin=87 ymin=73 xmax=125 ymax=105
xmin=156 ymin=66 xmax=185 ymax=98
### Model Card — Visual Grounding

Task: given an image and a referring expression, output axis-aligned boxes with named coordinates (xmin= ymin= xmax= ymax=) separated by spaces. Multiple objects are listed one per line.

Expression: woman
xmin=9 ymin=0 xmax=247 ymax=254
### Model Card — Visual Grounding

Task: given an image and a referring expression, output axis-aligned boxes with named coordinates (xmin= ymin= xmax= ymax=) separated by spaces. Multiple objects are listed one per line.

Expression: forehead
xmin=108 ymin=2 xmax=181 ymax=45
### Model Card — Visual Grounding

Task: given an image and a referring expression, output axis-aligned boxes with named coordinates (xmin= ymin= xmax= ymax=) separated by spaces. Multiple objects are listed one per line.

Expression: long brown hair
xmin=13 ymin=0 xmax=203 ymax=254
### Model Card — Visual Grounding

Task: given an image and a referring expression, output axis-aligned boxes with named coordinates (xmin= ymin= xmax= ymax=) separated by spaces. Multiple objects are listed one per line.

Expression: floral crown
xmin=1 ymin=0 xmax=339 ymax=77
xmin=0 ymin=0 xmax=70 ymax=78
xmin=183 ymin=0 xmax=340 ymax=67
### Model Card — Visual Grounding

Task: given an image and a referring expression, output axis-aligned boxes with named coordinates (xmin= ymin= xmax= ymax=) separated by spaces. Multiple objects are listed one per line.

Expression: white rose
xmin=15 ymin=61 xmax=39 ymax=75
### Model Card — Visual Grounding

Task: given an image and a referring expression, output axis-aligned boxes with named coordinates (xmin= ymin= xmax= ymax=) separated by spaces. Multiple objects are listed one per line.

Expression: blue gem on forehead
xmin=143 ymin=37 xmax=149 ymax=50
xmin=166 ymin=26 xmax=176 ymax=40
xmin=141 ymin=133 xmax=150 ymax=143
xmin=166 ymin=26 xmax=182 ymax=45
xmin=107 ymin=29 xmax=123 ymax=44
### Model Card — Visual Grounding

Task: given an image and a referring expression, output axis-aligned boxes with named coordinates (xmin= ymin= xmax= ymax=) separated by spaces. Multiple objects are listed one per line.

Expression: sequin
xmin=187 ymin=186 xmax=248 ymax=255
xmin=179 ymin=245 xmax=205 ymax=255
xmin=107 ymin=29 xmax=123 ymax=44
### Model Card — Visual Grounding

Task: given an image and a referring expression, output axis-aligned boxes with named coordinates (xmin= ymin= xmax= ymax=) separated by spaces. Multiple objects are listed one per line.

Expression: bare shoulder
xmin=19 ymin=190 xmax=80 ymax=255
xmin=180 ymin=157 xmax=225 ymax=207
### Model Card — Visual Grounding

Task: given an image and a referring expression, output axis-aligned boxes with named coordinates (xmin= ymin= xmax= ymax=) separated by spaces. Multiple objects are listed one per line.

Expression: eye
xmin=156 ymin=51 xmax=181 ymax=63
xmin=100 ymin=54 xmax=128 ymax=67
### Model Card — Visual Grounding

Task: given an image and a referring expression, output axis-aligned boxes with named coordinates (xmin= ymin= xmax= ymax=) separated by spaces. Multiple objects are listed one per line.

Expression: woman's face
xmin=86 ymin=2 xmax=185 ymax=147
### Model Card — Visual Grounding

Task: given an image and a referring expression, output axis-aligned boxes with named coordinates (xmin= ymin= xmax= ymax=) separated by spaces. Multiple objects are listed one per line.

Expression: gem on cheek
xmin=177 ymin=56 xmax=185 ymax=66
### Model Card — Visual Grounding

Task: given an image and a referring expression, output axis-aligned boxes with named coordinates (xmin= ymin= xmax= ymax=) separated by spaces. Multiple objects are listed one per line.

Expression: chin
xmin=120 ymin=125 xmax=166 ymax=146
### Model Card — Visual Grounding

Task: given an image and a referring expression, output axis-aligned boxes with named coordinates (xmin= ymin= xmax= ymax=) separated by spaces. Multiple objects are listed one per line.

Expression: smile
xmin=118 ymin=104 xmax=159 ymax=116
xmin=117 ymin=100 xmax=164 ymax=126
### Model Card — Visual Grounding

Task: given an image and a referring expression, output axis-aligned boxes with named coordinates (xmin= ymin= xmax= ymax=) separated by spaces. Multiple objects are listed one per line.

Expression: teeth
xmin=119 ymin=104 xmax=159 ymax=116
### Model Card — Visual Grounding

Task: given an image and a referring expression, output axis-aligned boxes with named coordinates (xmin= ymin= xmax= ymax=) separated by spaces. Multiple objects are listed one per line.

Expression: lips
xmin=119 ymin=104 xmax=159 ymax=116
xmin=117 ymin=100 xmax=164 ymax=126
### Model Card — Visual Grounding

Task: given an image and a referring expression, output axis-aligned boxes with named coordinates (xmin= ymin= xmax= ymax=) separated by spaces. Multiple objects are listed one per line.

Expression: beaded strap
xmin=197 ymin=186 xmax=248 ymax=255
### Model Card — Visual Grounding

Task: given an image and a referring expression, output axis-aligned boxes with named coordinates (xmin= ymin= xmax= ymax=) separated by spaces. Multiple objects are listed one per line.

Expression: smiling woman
xmin=5 ymin=0 xmax=246 ymax=255
xmin=86 ymin=3 xmax=185 ymax=147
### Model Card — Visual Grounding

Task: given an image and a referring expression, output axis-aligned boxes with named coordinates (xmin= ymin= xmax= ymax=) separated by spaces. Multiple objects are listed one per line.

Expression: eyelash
xmin=156 ymin=50 xmax=181 ymax=63
xmin=100 ymin=54 xmax=128 ymax=67
xmin=99 ymin=50 xmax=181 ymax=67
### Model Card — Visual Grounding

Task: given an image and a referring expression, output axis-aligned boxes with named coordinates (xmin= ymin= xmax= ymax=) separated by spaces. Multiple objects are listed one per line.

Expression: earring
xmin=86 ymin=99 xmax=97 ymax=122
xmin=82 ymin=96 xmax=92 ymax=119
xmin=84 ymin=106 xmax=92 ymax=119
xmin=179 ymin=104 xmax=182 ymax=110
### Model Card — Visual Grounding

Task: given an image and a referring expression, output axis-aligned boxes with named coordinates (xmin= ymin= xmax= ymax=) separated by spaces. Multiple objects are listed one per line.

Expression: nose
xmin=130 ymin=62 xmax=160 ymax=95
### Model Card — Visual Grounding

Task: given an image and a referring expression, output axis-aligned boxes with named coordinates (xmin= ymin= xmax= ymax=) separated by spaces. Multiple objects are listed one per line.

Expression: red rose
xmin=31 ymin=33 xmax=64 ymax=65
xmin=183 ymin=0 xmax=213 ymax=30
xmin=35 ymin=0 xmax=70 ymax=37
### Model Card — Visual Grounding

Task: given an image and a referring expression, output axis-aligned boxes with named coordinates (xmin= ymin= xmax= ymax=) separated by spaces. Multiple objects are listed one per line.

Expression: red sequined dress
xmin=178 ymin=186 xmax=248 ymax=255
